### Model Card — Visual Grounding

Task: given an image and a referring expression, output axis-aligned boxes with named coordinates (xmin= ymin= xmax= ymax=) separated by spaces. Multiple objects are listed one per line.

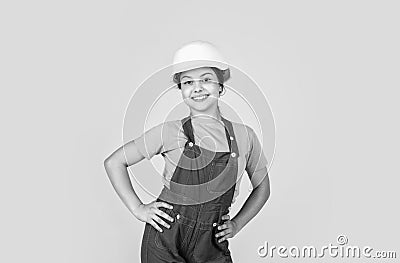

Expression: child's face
xmin=179 ymin=67 xmax=221 ymax=114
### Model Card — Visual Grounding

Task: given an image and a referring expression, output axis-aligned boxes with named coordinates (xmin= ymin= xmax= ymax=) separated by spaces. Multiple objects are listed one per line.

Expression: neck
xmin=190 ymin=107 xmax=222 ymax=122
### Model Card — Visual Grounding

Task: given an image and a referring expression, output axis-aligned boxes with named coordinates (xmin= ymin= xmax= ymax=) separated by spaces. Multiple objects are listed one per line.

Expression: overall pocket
xmin=154 ymin=208 xmax=179 ymax=251
xmin=154 ymin=207 xmax=194 ymax=252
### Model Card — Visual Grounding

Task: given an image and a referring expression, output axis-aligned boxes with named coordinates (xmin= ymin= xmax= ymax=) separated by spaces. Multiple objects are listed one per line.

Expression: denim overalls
xmin=141 ymin=116 xmax=239 ymax=263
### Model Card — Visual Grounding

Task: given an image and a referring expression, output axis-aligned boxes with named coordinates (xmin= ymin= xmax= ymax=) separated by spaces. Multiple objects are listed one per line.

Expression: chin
xmin=187 ymin=102 xmax=213 ymax=112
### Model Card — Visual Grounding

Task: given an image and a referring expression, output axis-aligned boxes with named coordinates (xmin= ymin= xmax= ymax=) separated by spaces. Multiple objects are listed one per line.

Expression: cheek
xmin=207 ymin=85 xmax=220 ymax=97
xmin=181 ymin=88 xmax=191 ymax=100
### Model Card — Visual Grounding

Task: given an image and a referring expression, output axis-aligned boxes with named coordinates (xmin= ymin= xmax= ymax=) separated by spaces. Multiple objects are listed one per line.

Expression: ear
xmin=219 ymin=85 xmax=226 ymax=96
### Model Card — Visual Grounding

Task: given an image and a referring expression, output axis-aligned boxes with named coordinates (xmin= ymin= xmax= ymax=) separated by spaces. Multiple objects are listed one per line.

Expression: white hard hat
xmin=171 ymin=40 xmax=231 ymax=83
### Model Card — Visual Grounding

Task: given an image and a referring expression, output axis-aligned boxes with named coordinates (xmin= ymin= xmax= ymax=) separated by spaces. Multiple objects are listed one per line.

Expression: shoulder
xmin=148 ymin=119 xmax=182 ymax=133
xmin=160 ymin=119 xmax=183 ymax=131
xmin=229 ymin=120 xmax=261 ymax=157
xmin=155 ymin=119 xmax=187 ymax=140
xmin=229 ymin=120 xmax=257 ymax=141
xmin=138 ymin=119 xmax=185 ymax=152
xmin=139 ymin=119 xmax=183 ymax=142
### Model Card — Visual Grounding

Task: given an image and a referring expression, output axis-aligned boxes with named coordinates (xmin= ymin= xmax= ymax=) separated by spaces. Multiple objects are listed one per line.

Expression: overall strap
xmin=223 ymin=122 xmax=232 ymax=152
xmin=221 ymin=116 xmax=239 ymax=155
xmin=181 ymin=116 xmax=195 ymax=144
xmin=182 ymin=115 xmax=235 ymax=153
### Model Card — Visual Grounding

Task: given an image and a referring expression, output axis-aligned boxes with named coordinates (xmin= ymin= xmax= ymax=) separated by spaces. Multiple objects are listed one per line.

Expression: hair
xmin=174 ymin=67 xmax=225 ymax=95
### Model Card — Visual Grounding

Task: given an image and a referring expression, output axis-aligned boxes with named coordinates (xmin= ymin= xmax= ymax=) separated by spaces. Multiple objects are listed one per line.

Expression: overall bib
xmin=141 ymin=116 xmax=239 ymax=263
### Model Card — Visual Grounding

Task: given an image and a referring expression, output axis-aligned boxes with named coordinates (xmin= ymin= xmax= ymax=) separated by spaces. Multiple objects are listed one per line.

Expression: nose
xmin=193 ymin=80 xmax=203 ymax=92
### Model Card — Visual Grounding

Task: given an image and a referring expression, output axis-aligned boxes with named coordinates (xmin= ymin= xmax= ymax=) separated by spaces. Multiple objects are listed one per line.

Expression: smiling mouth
xmin=191 ymin=94 xmax=210 ymax=102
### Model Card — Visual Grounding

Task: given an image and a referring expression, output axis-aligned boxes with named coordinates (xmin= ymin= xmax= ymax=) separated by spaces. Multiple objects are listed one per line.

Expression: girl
xmin=104 ymin=41 xmax=270 ymax=262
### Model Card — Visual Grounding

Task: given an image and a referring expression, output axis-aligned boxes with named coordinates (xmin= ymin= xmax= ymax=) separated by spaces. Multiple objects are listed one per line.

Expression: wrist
xmin=231 ymin=217 xmax=243 ymax=232
xmin=131 ymin=203 xmax=144 ymax=216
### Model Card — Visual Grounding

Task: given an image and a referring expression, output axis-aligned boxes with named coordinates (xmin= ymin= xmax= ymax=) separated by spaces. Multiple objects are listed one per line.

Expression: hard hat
xmin=171 ymin=41 xmax=231 ymax=83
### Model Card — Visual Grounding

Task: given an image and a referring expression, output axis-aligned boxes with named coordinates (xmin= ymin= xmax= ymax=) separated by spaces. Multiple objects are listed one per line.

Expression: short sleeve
xmin=245 ymin=126 xmax=268 ymax=185
xmin=132 ymin=123 xmax=165 ymax=160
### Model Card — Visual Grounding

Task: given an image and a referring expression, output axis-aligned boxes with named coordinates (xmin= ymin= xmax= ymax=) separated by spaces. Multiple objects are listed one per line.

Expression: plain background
xmin=1 ymin=1 xmax=399 ymax=262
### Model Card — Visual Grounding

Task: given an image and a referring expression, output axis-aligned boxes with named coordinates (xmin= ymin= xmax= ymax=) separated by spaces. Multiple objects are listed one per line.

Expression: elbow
xmin=103 ymin=156 xmax=113 ymax=168
xmin=103 ymin=156 xmax=120 ymax=180
xmin=265 ymin=184 xmax=271 ymax=201
xmin=104 ymin=155 xmax=119 ymax=169
xmin=264 ymin=173 xmax=271 ymax=201
xmin=104 ymin=153 xmax=127 ymax=169
xmin=252 ymin=175 xmax=270 ymax=202
xmin=259 ymin=173 xmax=270 ymax=202
xmin=104 ymin=145 xmax=130 ymax=168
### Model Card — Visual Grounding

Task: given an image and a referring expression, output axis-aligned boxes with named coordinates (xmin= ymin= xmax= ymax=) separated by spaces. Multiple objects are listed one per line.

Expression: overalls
xmin=141 ymin=116 xmax=239 ymax=263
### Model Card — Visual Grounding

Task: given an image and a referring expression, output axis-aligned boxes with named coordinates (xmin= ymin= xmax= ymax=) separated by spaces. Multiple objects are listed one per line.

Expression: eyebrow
xmin=180 ymin=72 xmax=214 ymax=81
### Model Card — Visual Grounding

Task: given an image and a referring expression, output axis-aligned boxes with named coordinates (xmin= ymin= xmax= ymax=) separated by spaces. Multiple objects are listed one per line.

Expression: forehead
xmin=180 ymin=67 xmax=216 ymax=80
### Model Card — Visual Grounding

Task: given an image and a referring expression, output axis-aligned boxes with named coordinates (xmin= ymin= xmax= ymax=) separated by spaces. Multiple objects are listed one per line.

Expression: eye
xmin=183 ymin=80 xmax=193 ymax=85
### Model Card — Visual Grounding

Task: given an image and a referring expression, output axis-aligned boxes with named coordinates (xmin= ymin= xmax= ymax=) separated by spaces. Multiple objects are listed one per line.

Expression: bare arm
xmin=229 ymin=127 xmax=271 ymax=233
xmin=103 ymin=140 xmax=174 ymax=232
xmin=103 ymin=140 xmax=146 ymax=216
xmin=216 ymin=169 xmax=270 ymax=242
xmin=232 ymin=170 xmax=270 ymax=232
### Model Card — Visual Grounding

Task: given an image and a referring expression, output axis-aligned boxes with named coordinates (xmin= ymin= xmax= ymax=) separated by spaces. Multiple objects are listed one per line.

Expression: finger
xmin=221 ymin=214 xmax=230 ymax=221
xmin=152 ymin=214 xmax=171 ymax=229
xmin=216 ymin=226 xmax=233 ymax=237
xmin=149 ymin=220 xmax=163 ymax=233
xmin=155 ymin=201 xmax=173 ymax=210
xmin=154 ymin=208 xmax=174 ymax=222
xmin=217 ymin=223 xmax=229 ymax=231
xmin=218 ymin=233 xmax=232 ymax=243
xmin=215 ymin=229 xmax=227 ymax=238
